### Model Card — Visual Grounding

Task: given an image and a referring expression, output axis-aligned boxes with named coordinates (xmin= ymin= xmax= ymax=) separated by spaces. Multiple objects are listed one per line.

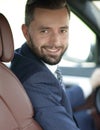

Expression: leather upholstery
xmin=0 ymin=13 xmax=42 ymax=130
xmin=0 ymin=13 xmax=14 ymax=62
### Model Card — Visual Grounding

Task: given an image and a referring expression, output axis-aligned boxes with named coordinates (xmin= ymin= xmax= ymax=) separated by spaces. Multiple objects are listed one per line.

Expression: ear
xmin=22 ymin=24 xmax=30 ymax=42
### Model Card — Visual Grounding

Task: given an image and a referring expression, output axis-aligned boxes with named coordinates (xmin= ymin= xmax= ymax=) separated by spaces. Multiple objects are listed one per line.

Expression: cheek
xmin=35 ymin=35 xmax=50 ymax=46
xmin=62 ymin=35 xmax=69 ymax=46
xmin=31 ymin=36 xmax=45 ymax=49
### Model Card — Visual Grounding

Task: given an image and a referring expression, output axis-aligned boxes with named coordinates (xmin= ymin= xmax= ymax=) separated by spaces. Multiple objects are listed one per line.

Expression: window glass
xmin=93 ymin=1 xmax=100 ymax=10
xmin=59 ymin=12 xmax=96 ymax=67
xmin=0 ymin=0 xmax=26 ymax=49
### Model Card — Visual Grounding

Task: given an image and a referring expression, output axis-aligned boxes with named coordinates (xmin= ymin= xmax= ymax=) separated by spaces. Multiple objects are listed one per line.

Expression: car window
xmin=0 ymin=0 xmax=26 ymax=49
xmin=59 ymin=12 xmax=96 ymax=68
xmin=93 ymin=1 xmax=100 ymax=10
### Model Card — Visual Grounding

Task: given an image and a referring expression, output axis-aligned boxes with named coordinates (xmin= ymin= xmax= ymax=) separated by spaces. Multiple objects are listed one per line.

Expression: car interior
xmin=0 ymin=13 xmax=42 ymax=130
xmin=0 ymin=0 xmax=100 ymax=130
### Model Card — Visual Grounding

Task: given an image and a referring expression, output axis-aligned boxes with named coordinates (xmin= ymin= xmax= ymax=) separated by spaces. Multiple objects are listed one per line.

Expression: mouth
xmin=46 ymin=48 xmax=60 ymax=52
xmin=43 ymin=47 xmax=62 ymax=55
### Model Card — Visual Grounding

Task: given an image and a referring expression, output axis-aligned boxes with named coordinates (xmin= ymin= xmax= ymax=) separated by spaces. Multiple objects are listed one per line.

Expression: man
xmin=10 ymin=0 xmax=100 ymax=130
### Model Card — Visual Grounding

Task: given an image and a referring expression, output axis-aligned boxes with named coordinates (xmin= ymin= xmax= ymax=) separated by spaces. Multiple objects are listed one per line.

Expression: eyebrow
xmin=60 ymin=25 xmax=69 ymax=29
xmin=39 ymin=26 xmax=50 ymax=30
xmin=38 ymin=25 xmax=69 ymax=30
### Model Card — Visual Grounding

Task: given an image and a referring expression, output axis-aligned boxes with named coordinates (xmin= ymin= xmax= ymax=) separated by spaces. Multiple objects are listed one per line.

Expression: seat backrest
xmin=0 ymin=13 xmax=42 ymax=130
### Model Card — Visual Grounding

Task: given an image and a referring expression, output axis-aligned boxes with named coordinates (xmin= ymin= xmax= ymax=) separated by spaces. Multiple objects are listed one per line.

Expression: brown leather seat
xmin=0 ymin=13 xmax=42 ymax=130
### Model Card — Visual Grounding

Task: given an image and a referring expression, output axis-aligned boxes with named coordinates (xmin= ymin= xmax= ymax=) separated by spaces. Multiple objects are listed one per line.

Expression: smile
xmin=46 ymin=48 xmax=61 ymax=53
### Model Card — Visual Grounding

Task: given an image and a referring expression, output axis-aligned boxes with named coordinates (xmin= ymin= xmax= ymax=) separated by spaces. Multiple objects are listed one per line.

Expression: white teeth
xmin=46 ymin=48 xmax=59 ymax=52
xmin=47 ymin=49 xmax=57 ymax=52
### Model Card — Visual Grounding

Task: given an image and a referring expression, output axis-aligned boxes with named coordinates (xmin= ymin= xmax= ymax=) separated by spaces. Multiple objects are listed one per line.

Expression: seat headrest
xmin=0 ymin=13 xmax=14 ymax=62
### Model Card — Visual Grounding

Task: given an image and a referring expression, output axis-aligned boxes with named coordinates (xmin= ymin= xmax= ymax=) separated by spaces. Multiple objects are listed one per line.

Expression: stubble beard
xmin=28 ymin=39 xmax=67 ymax=65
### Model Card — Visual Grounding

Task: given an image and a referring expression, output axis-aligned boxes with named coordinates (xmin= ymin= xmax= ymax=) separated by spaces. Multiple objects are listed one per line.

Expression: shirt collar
xmin=44 ymin=63 xmax=58 ymax=75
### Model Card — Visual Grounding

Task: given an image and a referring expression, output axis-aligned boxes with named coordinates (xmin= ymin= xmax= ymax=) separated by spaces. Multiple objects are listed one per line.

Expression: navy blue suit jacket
xmin=11 ymin=43 xmax=81 ymax=130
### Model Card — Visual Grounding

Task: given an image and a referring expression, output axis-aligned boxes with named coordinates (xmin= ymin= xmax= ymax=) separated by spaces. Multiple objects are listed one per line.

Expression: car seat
xmin=0 ymin=13 xmax=42 ymax=130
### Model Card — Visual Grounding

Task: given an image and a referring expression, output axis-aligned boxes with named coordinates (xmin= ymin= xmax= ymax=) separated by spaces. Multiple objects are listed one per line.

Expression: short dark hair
xmin=25 ymin=0 xmax=70 ymax=26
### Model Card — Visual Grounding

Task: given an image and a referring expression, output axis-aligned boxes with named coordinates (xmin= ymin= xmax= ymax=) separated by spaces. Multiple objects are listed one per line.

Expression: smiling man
xmin=10 ymin=0 xmax=80 ymax=130
xmin=22 ymin=7 xmax=69 ymax=65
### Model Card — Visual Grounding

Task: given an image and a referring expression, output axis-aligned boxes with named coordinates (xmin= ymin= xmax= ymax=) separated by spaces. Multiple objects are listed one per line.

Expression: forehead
xmin=33 ymin=7 xmax=69 ymax=26
xmin=34 ymin=7 xmax=69 ymax=16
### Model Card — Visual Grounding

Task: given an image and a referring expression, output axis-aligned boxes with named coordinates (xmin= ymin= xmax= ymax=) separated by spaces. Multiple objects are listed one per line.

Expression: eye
xmin=60 ymin=29 xmax=68 ymax=33
xmin=60 ymin=26 xmax=69 ymax=34
xmin=40 ymin=29 xmax=48 ymax=34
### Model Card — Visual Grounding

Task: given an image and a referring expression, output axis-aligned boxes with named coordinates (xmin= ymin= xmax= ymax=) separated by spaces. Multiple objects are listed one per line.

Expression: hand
xmin=90 ymin=68 xmax=100 ymax=90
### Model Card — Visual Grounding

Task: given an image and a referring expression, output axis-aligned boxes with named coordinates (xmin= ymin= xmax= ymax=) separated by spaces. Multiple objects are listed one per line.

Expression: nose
xmin=50 ymin=32 xmax=61 ymax=46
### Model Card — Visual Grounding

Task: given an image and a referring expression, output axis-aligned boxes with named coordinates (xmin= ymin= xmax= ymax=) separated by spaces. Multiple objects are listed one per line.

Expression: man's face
xmin=22 ymin=7 xmax=70 ymax=65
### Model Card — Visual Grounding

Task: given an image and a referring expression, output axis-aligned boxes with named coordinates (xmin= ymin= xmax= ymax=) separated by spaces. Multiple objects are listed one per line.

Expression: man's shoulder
xmin=10 ymin=44 xmax=44 ymax=82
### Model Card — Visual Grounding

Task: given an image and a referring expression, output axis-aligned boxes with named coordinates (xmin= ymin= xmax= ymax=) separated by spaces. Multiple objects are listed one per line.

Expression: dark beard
xmin=28 ymin=37 xmax=67 ymax=65
xmin=40 ymin=50 xmax=66 ymax=65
